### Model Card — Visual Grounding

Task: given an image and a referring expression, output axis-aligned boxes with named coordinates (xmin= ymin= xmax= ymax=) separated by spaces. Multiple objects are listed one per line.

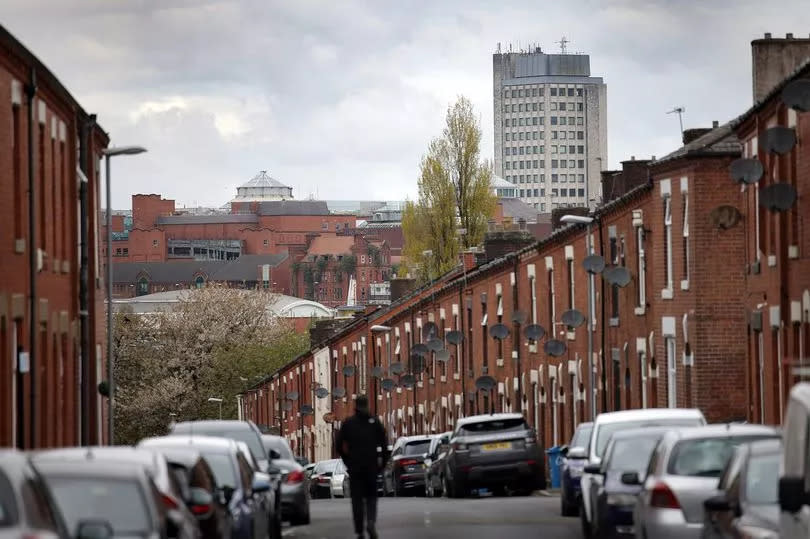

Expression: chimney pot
xmin=631 ymin=155 xmax=635 ymax=161
xmin=712 ymin=120 xmax=719 ymax=128
xmin=765 ymin=32 xmax=772 ymax=39
xmin=651 ymin=155 xmax=656 ymax=161
xmin=787 ymin=33 xmax=794 ymax=39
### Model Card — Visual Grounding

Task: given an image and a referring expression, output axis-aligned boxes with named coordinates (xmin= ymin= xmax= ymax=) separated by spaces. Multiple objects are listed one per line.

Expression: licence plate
xmin=482 ymin=442 xmax=511 ymax=451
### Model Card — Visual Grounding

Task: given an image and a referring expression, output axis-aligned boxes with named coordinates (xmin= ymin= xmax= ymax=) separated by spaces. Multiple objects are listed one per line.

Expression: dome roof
xmin=240 ymin=170 xmax=290 ymax=189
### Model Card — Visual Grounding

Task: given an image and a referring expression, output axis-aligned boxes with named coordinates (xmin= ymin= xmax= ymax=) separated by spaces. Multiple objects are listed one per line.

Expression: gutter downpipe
xmin=78 ymin=114 xmax=95 ymax=446
xmin=597 ymin=215 xmax=607 ymax=414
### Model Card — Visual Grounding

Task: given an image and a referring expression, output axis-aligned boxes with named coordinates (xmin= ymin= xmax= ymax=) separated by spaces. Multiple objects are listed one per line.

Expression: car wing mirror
xmin=620 ymin=471 xmax=640 ymax=485
xmin=560 ymin=444 xmax=569 ymax=456
xmin=567 ymin=447 xmax=587 ymax=459
xmin=584 ymin=463 xmax=603 ymax=475
xmin=252 ymin=472 xmax=271 ymax=493
xmin=188 ymin=487 xmax=214 ymax=519
xmin=779 ymin=476 xmax=807 ymax=514
xmin=76 ymin=519 xmax=114 ymax=539
xmin=704 ymin=494 xmax=732 ymax=513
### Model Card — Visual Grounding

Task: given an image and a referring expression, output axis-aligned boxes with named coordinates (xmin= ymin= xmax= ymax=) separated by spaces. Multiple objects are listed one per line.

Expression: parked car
xmin=233 ymin=441 xmax=281 ymax=539
xmin=331 ymin=460 xmax=350 ymax=498
xmin=560 ymin=421 xmax=593 ymax=516
xmin=32 ymin=446 xmax=199 ymax=539
xmin=383 ymin=435 xmax=434 ymax=496
xmin=443 ymin=413 xmax=544 ymax=499
xmin=139 ymin=435 xmax=274 ymax=539
xmin=261 ymin=435 xmax=310 ymax=526
xmin=304 ymin=463 xmax=316 ymax=480
xmin=424 ymin=432 xmax=452 ymax=497
xmin=632 ymin=424 xmax=779 ymax=539
xmin=779 ymin=383 xmax=810 ymax=538
xmin=703 ymin=438 xmax=780 ymax=539
xmin=32 ymin=453 xmax=173 ymax=539
xmin=153 ymin=447 xmax=233 ymax=539
xmin=309 ymin=459 xmax=340 ymax=499
xmin=0 ymin=449 xmax=72 ymax=539
xmin=579 ymin=408 xmax=707 ymax=537
xmin=588 ymin=427 xmax=673 ymax=538
xmin=169 ymin=421 xmax=269 ymax=473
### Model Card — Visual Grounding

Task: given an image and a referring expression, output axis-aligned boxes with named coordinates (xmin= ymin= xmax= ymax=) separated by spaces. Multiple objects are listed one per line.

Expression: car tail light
xmin=161 ymin=493 xmax=180 ymax=510
xmin=650 ymin=482 xmax=681 ymax=509
xmin=527 ymin=460 xmax=537 ymax=466
xmin=524 ymin=436 xmax=537 ymax=445
xmin=318 ymin=476 xmax=330 ymax=483
xmin=398 ymin=459 xmax=418 ymax=467
xmin=286 ymin=470 xmax=305 ymax=484
xmin=190 ymin=503 xmax=212 ymax=516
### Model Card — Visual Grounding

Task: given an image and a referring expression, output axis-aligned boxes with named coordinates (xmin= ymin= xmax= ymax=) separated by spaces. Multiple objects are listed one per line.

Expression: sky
xmin=4 ymin=0 xmax=809 ymax=209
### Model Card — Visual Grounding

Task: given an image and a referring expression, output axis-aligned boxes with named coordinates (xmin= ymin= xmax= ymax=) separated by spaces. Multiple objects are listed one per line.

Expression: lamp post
xmin=208 ymin=397 xmax=224 ymax=419
xmin=560 ymin=214 xmax=596 ymax=421
xmin=102 ymin=145 xmax=147 ymax=445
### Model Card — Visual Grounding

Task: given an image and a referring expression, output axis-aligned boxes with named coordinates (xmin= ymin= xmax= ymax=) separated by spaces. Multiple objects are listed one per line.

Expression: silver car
xmin=262 ymin=435 xmax=310 ymax=526
xmin=632 ymin=424 xmax=779 ymax=539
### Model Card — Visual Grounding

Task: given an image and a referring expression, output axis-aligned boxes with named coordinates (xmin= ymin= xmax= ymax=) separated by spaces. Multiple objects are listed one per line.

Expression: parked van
xmin=779 ymin=383 xmax=810 ymax=538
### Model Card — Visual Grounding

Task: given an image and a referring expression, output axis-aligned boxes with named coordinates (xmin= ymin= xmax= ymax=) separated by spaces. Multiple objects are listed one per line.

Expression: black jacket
xmin=336 ymin=411 xmax=389 ymax=475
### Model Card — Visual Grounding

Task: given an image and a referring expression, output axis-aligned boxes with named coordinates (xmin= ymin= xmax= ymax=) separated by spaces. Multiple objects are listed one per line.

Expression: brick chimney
xmin=682 ymin=128 xmax=712 ymax=145
xmin=752 ymin=32 xmax=810 ymax=102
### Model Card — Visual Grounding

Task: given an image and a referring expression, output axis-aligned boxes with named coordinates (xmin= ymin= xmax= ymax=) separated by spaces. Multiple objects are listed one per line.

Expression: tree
xmin=113 ymin=286 xmax=309 ymax=445
xmin=401 ymin=96 xmax=496 ymax=282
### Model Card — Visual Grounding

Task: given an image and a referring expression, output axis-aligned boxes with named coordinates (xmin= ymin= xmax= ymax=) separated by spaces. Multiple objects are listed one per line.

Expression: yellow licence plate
xmin=482 ymin=442 xmax=511 ymax=451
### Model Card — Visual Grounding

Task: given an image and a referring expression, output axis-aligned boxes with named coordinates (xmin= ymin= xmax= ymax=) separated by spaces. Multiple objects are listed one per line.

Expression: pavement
xmin=281 ymin=493 xmax=579 ymax=538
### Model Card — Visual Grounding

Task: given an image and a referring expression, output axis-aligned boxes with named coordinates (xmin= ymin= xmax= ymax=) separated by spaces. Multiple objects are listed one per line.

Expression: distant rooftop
xmin=233 ymin=171 xmax=293 ymax=202
xmin=112 ymin=254 xmax=288 ymax=284
xmin=259 ymin=200 xmax=330 ymax=216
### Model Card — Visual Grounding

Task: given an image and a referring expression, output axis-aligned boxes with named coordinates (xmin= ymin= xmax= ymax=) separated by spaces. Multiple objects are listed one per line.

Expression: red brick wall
xmin=132 ymin=194 xmax=174 ymax=230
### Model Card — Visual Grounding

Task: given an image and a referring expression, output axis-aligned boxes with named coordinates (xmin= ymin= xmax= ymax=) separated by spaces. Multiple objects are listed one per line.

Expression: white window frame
xmin=663 ymin=196 xmax=674 ymax=299
xmin=681 ymin=179 xmax=690 ymax=290
xmin=666 ymin=337 xmax=677 ymax=408
xmin=635 ymin=221 xmax=646 ymax=315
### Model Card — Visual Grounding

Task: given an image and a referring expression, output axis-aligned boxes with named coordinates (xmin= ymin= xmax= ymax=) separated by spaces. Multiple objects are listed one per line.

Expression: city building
xmin=0 ymin=24 xmax=108 ymax=448
xmin=229 ymin=170 xmax=293 ymax=212
xmin=493 ymin=42 xmax=607 ymax=212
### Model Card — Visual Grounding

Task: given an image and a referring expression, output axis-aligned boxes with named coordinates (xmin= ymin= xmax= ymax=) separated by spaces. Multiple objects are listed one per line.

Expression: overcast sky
xmin=4 ymin=0 xmax=808 ymax=208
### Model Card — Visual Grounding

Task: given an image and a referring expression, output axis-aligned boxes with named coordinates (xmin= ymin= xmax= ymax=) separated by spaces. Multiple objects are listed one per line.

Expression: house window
xmin=152 ymin=239 xmax=159 ymax=248
xmin=12 ymin=104 xmax=22 ymax=241
xmin=682 ymin=192 xmax=689 ymax=286
xmin=566 ymin=259 xmax=574 ymax=310
xmin=547 ymin=266 xmax=556 ymax=331
xmin=195 ymin=276 xmax=205 ymax=289
xmin=663 ymin=196 xmax=673 ymax=295
xmin=481 ymin=294 xmax=488 ymax=369
xmin=635 ymin=221 xmax=646 ymax=312
xmin=610 ymin=230 xmax=619 ymax=320
xmin=263 ymin=239 xmax=269 ymax=246
xmin=666 ymin=337 xmax=677 ymax=408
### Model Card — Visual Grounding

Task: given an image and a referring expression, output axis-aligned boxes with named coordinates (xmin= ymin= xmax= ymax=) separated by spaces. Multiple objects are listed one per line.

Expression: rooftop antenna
xmin=557 ymin=36 xmax=569 ymax=54
xmin=667 ymin=106 xmax=686 ymax=138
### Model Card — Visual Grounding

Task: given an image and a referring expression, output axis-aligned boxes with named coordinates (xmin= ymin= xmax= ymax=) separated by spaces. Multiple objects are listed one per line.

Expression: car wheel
xmin=290 ymin=509 xmax=311 ymax=526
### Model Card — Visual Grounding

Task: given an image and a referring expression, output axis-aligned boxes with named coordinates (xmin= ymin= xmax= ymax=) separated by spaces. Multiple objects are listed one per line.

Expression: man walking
xmin=336 ymin=395 xmax=389 ymax=539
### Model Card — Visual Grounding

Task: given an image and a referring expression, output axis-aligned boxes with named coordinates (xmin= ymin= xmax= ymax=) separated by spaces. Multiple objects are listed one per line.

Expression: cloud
xmin=3 ymin=0 xmax=809 ymax=208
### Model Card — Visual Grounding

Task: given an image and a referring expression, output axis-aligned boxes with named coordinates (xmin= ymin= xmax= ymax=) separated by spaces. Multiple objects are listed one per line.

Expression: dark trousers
xmin=349 ymin=472 xmax=378 ymax=534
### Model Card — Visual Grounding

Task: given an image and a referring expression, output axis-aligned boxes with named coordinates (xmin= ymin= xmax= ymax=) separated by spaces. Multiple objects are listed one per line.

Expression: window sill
xmin=62 ymin=261 xmax=70 ymax=274
xmin=453 ymin=373 xmax=460 ymax=381
xmin=566 ymin=331 xmax=576 ymax=341
xmin=609 ymin=317 xmax=619 ymax=327
xmin=789 ymin=245 xmax=799 ymax=259
xmin=661 ymin=288 xmax=673 ymax=300
xmin=440 ymin=375 xmax=447 ymax=383
xmin=14 ymin=238 xmax=25 ymax=254
xmin=767 ymin=255 xmax=777 ymax=267
xmin=680 ymin=280 xmax=690 ymax=291
xmin=396 ymin=387 xmax=402 ymax=394
xmin=417 ymin=381 xmax=424 ymax=388
xmin=634 ymin=306 xmax=646 ymax=316
xmin=496 ymin=358 xmax=505 ymax=367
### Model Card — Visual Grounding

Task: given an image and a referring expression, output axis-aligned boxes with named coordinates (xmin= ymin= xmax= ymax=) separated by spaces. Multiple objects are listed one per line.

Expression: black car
xmin=0 ymin=449 xmax=72 ymax=539
xmin=424 ymin=432 xmax=452 ymax=497
xmin=591 ymin=427 xmax=672 ymax=538
xmin=703 ymin=438 xmax=781 ymax=539
xmin=560 ymin=421 xmax=593 ymax=516
xmin=444 ymin=413 xmax=544 ymax=498
xmin=309 ymin=459 xmax=340 ymax=499
xmin=383 ymin=435 xmax=434 ymax=496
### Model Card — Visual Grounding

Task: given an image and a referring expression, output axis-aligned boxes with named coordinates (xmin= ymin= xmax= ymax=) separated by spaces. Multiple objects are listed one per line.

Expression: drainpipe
xmin=78 ymin=114 xmax=95 ymax=446
xmin=597 ymin=215 xmax=607 ymax=413
xmin=458 ymin=284 xmax=465 ymax=418
xmin=26 ymin=69 xmax=37 ymax=449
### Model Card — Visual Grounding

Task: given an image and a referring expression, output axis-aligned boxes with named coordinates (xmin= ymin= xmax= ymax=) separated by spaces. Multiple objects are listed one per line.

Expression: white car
xmin=579 ymin=408 xmax=706 ymax=537
xmin=780 ymin=383 xmax=810 ymax=539
xmin=331 ymin=460 xmax=350 ymax=498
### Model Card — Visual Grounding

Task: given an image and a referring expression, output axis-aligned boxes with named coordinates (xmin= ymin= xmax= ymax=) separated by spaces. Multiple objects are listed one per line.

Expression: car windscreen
xmin=459 ymin=418 xmax=528 ymax=436
xmin=316 ymin=460 xmax=338 ymax=474
xmin=571 ymin=425 xmax=593 ymax=449
xmin=48 ymin=477 xmax=151 ymax=537
xmin=263 ymin=438 xmax=294 ymax=460
xmin=404 ymin=441 xmax=431 ymax=456
xmin=595 ymin=418 xmax=701 ymax=458
xmin=667 ymin=436 xmax=774 ymax=478
xmin=606 ymin=437 xmax=659 ymax=472
xmin=745 ymin=452 xmax=779 ymax=505
xmin=201 ymin=453 xmax=238 ymax=489
xmin=0 ymin=471 xmax=17 ymax=526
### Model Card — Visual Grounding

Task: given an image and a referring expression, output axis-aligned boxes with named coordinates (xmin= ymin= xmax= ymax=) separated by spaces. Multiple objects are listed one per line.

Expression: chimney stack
xmin=752 ymin=32 xmax=810 ymax=101
xmin=712 ymin=120 xmax=719 ymax=128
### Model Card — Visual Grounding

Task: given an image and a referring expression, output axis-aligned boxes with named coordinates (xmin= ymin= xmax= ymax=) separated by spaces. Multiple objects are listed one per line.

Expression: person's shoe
xmin=367 ymin=524 xmax=378 ymax=539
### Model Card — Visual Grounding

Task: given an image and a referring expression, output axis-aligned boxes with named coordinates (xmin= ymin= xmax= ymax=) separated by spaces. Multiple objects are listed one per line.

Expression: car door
xmin=385 ymin=445 xmax=402 ymax=492
xmin=236 ymin=453 xmax=265 ymax=539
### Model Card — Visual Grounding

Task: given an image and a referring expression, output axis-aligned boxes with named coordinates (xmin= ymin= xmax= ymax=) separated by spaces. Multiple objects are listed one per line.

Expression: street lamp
xmin=103 ymin=145 xmax=147 ymax=445
xmin=560 ymin=214 xmax=596 ymax=421
xmin=208 ymin=397 xmax=224 ymax=419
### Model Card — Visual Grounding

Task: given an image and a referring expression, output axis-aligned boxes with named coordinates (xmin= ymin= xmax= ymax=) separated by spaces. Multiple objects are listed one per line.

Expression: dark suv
xmin=383 ymin=435 xmax=434 ymax=496
xmin=443 ymin=413 xmax=544 ymax=498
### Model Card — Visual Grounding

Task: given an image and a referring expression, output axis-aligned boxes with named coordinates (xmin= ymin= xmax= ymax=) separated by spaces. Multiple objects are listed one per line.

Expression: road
xmin=283 ymin=494 xmax=579 ymax=538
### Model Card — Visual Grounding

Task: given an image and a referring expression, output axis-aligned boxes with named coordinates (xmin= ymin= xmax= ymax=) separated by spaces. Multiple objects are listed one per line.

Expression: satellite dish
xmin=426 ymin=338 xmax=444 ymax=352
xmin=561 ymin=309 xmax=585 ymax=328
xmin=371 ymin=366 xmax=384 ymax=378
xmin=389 ymin=362 xmax=405 ymax=375
xmin=475 ymin=375 xmax=496 ymax=391
xmin=544 ymin=339 xmax=567 ymax=357
xmin=315 ymin=387 xmax=329 ymax=399
xmin=759 ymin=183 xmax=798 ymax=212
xmin=729 ymin=158 xmax=764 ymax=184
xmin=524 ymin=324 xmax=546 ymax=341
xmin=409 ymin=355 xmax=426 ymax=374
xmin=782 ymin=79 xmax=810 ymax=112
xmin=381 ymin=378 xmax=396 ymax=392
xmin=604 ymin=266 xmax=632 ymax=288
xmin=301 ymin=404 xmax=314 ymax=415
xmin=332 ymin=387 xmax=347 ymax=399
xmin=583 ymin=254 xmax=606 ymax=275
xmin=710 ymin=205 xmax=742 ymax=230
xmin=286 ymin=391 xmax=299 ymax=401
xmin=512 ymin=310 xmax=527 ymax=325
xmin=400 ymin=374 xmax=416 ymax=388
xmin=283 ymin=401 xmax=293 ymax=411
xmin=489 ymin=324 xmax=510 ymax=340
xmin=446 ymin=330 xmax=464 ymax=345
xmin=423 ymin=322 xmax=438 ymax=339
xmin=760 ymin=126 xmax=796 ymax=155
xmin=342 ymin=365 xmax=356 ymax=377
xmin=412 ymin=343 xmax=429 ymax=358
xmin=435 ymin=349 xmax=450 ymax=363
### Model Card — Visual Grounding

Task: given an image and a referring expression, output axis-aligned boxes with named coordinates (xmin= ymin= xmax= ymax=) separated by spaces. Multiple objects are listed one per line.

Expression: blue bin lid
xmin=545 ymin=446 xmax=560 ymax=454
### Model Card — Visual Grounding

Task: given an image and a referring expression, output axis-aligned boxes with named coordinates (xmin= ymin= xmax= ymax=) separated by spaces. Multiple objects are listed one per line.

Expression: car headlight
xmin=738 ymin=526 xmax=778 ymax=539
xmin=606 ymin=493 xmax=637 ymax=506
